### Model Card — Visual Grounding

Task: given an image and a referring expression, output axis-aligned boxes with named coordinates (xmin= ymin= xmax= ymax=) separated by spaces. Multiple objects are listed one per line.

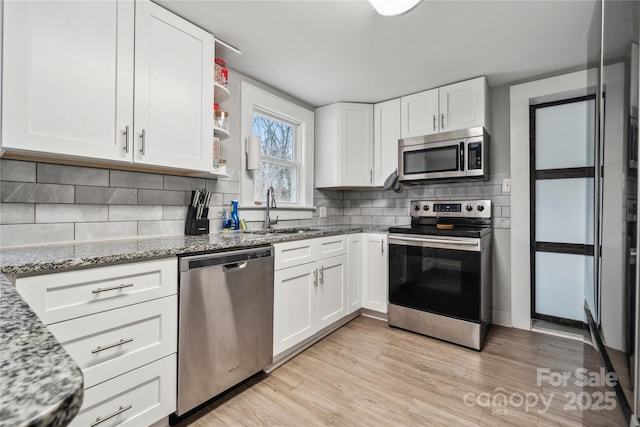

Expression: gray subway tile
xmin=164 ymin=175 xmax=206 ymax=191
xmin=326 ymin=207 xmax=343 ymax=216
xmin=394 ymin=199 xmax=411 ymax=208
xmin=483 ymin=185 xmax=501 ymax=196
xmin=163 ymin=206 xmax=188 ymax=220
xmin=408 ymin=187 xmax=435 ymax=198
xmin=493 ymin=218 xmax=511 ymax=229
xmin=383 ymin=207 xmax=410 ymax=216
xmin=75 ymin=186 xmax=138 ymax=205
xmin=138 ymin=189 xmax=187 ymax=206
xmin=360 ymin=207 xmax=382 ymax=216
xmin=351 ymin=199 xmax=372 ymax=208
xmin=350 ymin=216 xmax=371 ymax=224
xmin=395 ymin=216 xmax=411 ymax=225
xmin=207 ymin=179 xmax=239 ymax=194
xmin=1 ymin=160 xmax=36 ymax=182
xmin=110 ymin=170 xmax=164 ymax=190
xmin=0 ymin=203 xmax=35 ymax=224
xmin=37 ymin=163 xmax=108 ymax=186
xmin=36 ymin=204 xmax=107 ymax=223
xmin=75 ymin=221 xmax=137 ymax=241
xmin=371 ymin=216 xmax=396 ymax=225
xmin=0 ymin=223 xmax=74 ymax=247
xmin=109 ymin=205 xmax=163 ymax=221
xmin=502 ymin=206 xmax=511 ymax=218
xmin=344 ymin=208 xmax=361 ymax=216
xmin=343 ymin=191 xmax=362 ymax=200
xmin=137 ymin=220 xmax=184 ymax=236
xmin=371 ymin=198 xmax=395 ymax=208
xmin=1 ymin=182 xmax=75 ymax=203
xmin=466 ymin=186 xmax=485 ymax=197
xmin=435 ymin=186 xmax=466 ymax=197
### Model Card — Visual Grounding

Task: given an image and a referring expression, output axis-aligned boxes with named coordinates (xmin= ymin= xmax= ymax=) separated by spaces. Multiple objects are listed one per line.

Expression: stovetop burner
xmin=389 ymin=199 xmax=492 ymax=237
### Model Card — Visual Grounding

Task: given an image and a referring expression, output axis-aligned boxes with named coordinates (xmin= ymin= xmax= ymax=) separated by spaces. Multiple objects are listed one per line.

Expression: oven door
xmin=388 ymin=234 xmax=482 ymax=322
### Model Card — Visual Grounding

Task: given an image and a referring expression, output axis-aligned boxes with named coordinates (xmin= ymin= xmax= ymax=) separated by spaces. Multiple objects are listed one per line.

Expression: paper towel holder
xmin=246 ymin=135 xmax=260 ymax=171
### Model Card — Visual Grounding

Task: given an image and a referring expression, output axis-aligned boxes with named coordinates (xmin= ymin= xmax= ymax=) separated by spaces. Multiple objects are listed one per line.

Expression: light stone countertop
xmin=0 ymin=224 xmax=388 ymax=426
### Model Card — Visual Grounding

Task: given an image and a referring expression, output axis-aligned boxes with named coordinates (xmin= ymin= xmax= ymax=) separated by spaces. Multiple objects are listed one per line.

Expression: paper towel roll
xmin=246 ymin=135 xmax=260 ymax=170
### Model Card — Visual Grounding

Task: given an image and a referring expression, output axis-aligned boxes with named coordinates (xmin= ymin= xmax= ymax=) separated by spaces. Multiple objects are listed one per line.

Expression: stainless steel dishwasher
xmin=176 ymin=246 xmax=274 ymax=416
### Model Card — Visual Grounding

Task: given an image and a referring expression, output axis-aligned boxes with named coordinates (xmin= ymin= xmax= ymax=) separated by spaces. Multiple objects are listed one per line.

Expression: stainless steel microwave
xmin=397 ymin=127 xmax=489 ymax=183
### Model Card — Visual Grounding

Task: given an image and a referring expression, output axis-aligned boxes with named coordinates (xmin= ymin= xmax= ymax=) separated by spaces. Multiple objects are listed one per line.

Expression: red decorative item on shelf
xmin=214 ymin=103 xmax=220 ymax=111
xmin=214 ymin=57 xmax=228 ymax=85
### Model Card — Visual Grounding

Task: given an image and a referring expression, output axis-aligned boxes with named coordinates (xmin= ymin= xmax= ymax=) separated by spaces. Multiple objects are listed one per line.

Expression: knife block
xmin=185 ymin=205 xmax=210 ymax=235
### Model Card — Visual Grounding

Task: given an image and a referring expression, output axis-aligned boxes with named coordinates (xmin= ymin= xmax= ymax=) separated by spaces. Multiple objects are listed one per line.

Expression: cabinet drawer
xmin=70 ymin=354 xmax=176 ymax=427
xmin=47 ymin=296 xmax=177 ymax=389
xmin=16 ymin=258 xmax=177 ymax=324
xmin=274 ymin=239 xmax=317 ymax=270
xmin=317 ymin=235 xmax=347 ymax=258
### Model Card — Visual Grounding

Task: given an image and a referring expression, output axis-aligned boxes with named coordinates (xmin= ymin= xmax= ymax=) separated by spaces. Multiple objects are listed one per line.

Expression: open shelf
xmin=214 ymin=83 xmax=230 ymax=102
xmin=214 ymin=127 xmax=229 ymax=140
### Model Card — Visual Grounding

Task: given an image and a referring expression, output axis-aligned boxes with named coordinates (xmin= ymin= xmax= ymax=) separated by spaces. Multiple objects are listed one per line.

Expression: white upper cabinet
xmin=2 ymin=0 xmax=214 ymax=173
xmin=400 ymin=88 xmax=439 ymax=138
xmin=133 ymin=0 xmax=213 ymax=171
xmin=373 ymin=98 xmax=401 ymax=186
xmin=2 ymin=0 xmax=135 ymax=161
xmin=439 ymin=77 xmax=488 ymax=132
xmin=400 ymin=77 xmax=488 ymax=138
xmin=315 ymin=103 xmax=374 ymax=188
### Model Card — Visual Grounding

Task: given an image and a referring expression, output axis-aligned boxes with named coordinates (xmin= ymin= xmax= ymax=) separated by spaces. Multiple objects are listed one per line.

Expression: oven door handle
xmin=388 ymin=235 xmax=480 ymax=250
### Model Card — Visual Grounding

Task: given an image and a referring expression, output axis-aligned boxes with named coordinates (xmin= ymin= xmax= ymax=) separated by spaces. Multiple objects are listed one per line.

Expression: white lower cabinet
xmin=362 ymin=233 xmax=389 ymax=313
xmin=347 ymin=234 xmax=363 ymax=313
xmin=70 ymin=354 xmax=177 ymax=427
xmin=15 ymin=258 xmax=178 ymax=426
xmin=273 ymin=236 xmax=348 ymax=357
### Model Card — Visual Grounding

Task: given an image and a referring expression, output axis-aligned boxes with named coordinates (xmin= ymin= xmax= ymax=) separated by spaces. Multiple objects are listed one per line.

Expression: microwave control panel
xmin=467 ymin=142 xmax=482 ymax=170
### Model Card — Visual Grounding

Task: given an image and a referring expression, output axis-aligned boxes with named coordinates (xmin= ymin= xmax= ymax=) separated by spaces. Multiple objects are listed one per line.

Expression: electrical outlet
xmin=502 ymin=178 xmax=511 ymax=194
xmin=319 ymin=206 xmax=327 ymax=218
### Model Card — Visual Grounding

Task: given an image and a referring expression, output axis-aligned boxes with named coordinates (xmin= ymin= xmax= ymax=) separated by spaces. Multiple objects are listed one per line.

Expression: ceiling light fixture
xmin=368 ymin=0 xmax=421 ymax=16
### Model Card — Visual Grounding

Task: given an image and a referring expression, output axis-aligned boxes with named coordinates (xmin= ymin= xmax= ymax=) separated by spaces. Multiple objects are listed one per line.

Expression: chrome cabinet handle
xmin=90 ymin=404 xmax=133 ymax=427
xmin=91 ymin=337 xmax=133 ymax=354
xmin=313 ymin=269 xmax=318 ymax=287
xmin=123 ymin=126 xmax=130 ymax=153
xmin=370 ymin=169 xmax=373 ymax=184
xmin=432 ymin=115 xmax=436 ymax=131
xmin=319 ymin=266 xmax=324 ymax=284
xmin=441 ymin=113 xmax=445 ymax=129
xmin=139 ymin=129 xmax=146 ymax=155
xmin=91 ymin=283 xmax=134 ymax=294
xmin=381 ymin=239 xmax=384 ymax=255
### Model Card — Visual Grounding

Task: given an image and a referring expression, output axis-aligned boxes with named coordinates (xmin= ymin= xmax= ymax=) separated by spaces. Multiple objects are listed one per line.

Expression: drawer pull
xmin=91 ymin=283 xmax=134 ymax=294
xmin=91 ymin=338 xmax=133 ymax=354
xmin=90 ymin=404 xmax=132 ymax=427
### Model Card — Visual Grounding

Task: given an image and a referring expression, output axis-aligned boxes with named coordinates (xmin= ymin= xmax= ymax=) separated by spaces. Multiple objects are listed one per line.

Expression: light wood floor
xmin=176 ymin=316 xmax=627 ymax=426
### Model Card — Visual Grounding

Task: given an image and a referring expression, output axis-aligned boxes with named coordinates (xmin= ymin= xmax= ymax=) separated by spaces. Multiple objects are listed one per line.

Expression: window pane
xmin=254 ymin=161 xmax=297 ymax=203
xmin=253 ymin=113 xmax=294 ymax=161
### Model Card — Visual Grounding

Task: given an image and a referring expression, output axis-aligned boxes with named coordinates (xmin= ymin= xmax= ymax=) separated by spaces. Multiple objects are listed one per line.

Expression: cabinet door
xmin=314 ymin=104 xmax=340 ymax=188
xmin=317 ymin=255 xmax=348 ymax=330
xmin=374 ymin=99 xmax=401 ymax=186
xmin=438 ymin=76 xmax=487 ymax=132
xmin=273 ymin=263 xmax=317 ymax=356
xmin=2 ymin=0 xmax=134 ymax=161
xmin=362 ymin=233 xmax=388 ymax=313
xmin=134 ymin=0 xmax=214 ymax=172
xmin=347 ymin=234 xmax=363 ymax=314
xmin=340 ymin=103 xmax=374 ymax=186
xmin=400 ymin=89 xmax=439 ymax=138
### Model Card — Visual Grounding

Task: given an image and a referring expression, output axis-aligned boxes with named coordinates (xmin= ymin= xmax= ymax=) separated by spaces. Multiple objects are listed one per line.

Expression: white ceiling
xmin=157 ymin=0 xmax=604 ymax=107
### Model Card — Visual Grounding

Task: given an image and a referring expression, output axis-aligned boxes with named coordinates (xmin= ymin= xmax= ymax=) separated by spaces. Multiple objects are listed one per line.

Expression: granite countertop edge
xmin=0 ymin=224 xmax=388 ymax=426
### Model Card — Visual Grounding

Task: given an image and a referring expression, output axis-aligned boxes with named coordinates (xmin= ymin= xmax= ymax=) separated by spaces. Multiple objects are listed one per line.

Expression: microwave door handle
xmin=460 ymin=141 xmax=465 ymax=172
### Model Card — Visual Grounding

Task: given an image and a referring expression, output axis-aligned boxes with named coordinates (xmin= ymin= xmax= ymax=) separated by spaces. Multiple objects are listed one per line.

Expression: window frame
xmin=240 ymin=82 xmax=314 ymax=218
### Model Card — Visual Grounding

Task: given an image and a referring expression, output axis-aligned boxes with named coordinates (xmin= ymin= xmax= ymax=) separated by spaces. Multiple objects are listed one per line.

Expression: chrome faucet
xmin=265 ymin=186 xmax=278 ymax=230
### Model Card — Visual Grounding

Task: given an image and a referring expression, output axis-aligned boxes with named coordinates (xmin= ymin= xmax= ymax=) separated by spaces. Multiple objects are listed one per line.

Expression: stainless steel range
xmin=387 ymin=200 xmax=492 ymax=350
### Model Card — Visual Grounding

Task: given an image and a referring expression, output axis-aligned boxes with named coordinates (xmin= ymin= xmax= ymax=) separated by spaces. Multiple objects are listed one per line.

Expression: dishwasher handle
xmin=180 ymin=246 xmax=273 ymax=272
xmin=223 ymin=261 xmax=248 ymax=272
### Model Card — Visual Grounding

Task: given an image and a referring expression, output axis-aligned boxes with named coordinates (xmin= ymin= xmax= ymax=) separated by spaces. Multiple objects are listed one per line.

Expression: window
xmin=241 ymin=82 xmax=314 ymax=218
xmin=252 ymin=111 xmax=298 ymax=203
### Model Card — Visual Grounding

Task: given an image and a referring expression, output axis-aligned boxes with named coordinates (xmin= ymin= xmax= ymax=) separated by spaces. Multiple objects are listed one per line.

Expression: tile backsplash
xmin=0 ymin=159 xmax=510 ymax=247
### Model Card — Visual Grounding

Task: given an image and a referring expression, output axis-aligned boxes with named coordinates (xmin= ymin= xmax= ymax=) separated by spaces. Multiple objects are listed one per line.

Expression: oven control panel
xmin=410 ymin=200 xmax=491 ymax=218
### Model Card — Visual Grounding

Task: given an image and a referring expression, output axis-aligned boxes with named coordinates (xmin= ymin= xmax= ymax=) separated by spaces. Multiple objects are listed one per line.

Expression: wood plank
xmin=175 ymin=316 xmax=627 ymax=426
